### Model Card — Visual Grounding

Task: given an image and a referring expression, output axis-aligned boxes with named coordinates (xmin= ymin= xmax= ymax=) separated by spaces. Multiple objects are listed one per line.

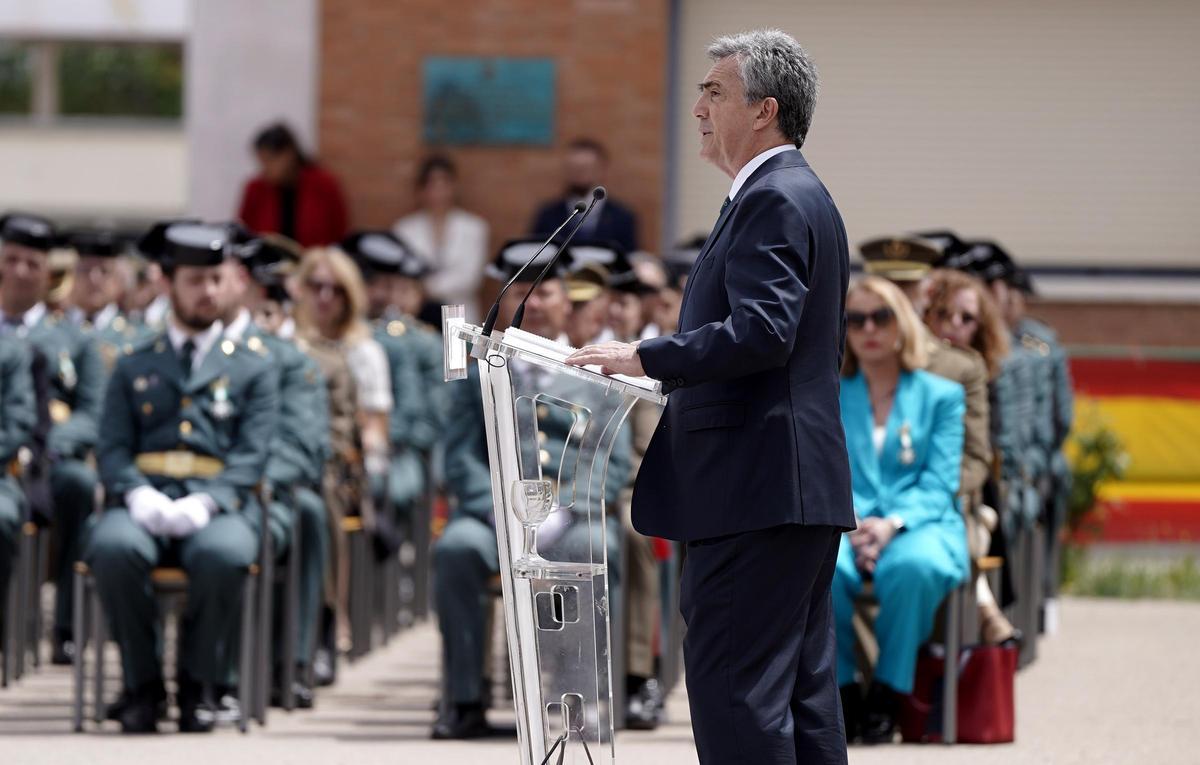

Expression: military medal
xmin=211 ymin=376 xmax=232 ymax=419
xmin=898 ymin=422 xmax=915 ymax=465
xmin=133 ymin=375 xmax=149 ymax=392
xmin=59 ymin=350 xmax=77 ymax=390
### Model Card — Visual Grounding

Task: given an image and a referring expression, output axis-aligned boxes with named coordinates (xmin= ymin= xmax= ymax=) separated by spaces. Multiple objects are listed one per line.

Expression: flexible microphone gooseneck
xmin=509 ymin=186 xmax=606 ymax=331
xmin=477 ymin=200 xmax=588 ymax=340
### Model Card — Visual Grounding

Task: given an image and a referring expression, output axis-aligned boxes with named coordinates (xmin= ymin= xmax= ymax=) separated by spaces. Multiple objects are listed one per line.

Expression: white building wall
xmin=185 ymin=0 xmax=320 ymax=220
xmin=673 ymin=0 xmax=1200 ymax=268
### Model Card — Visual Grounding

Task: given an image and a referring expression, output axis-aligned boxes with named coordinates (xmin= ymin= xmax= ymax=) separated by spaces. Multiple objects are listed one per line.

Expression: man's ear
xmin=753 ymin=97 xmax=780 ymax=132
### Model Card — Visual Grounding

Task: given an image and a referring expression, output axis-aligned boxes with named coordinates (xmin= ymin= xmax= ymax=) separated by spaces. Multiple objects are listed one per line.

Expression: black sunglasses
xmin=846 ymin=307 xmax=895 ymax=330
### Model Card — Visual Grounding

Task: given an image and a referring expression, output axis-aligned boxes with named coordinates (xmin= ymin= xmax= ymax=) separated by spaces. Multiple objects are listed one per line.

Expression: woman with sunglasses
xmin=292 ymin=247 xmax=393 ymax=667
xmin=924 ymin=268 xmax=1020 ymax=646
xmin=833 ymin=276 xmax=968 ymax=743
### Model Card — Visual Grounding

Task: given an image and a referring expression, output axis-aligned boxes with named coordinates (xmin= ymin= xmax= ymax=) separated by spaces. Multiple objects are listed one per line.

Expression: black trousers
xmin=681 ymin=524 xmax=847 ymax=764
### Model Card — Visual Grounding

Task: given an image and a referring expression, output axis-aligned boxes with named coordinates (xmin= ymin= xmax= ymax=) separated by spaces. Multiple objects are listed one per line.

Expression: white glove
xmin=162 ymin=494 xmax=215 ymax=538
xmin=126 ymin=486 xmax=173 ymax=536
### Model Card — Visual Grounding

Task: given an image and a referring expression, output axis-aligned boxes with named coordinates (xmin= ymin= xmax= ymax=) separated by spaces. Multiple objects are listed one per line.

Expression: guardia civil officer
xmin=0 ymin=212 xmax=104 ymax=665
xmin=82 ymin=222 xmax=279 ymax=733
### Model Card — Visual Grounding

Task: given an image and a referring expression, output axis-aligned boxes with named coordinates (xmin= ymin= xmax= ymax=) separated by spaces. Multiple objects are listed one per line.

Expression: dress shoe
xmin=313 ymin=646 xmax=337 ymax=687
xmin=270 ymin=668 xmax=315 ymax=710
xmin=431 ymin=703 xmax=493 ymax=740
xmin=51 ymin=629 xmax=76 ymax=666
xmin=116 ymin=681 xmax=164 ymax=734
xmin=861 ymin=681 xmax=899 ymax=745
xmin=839 ymin=683 xmax=864 ymax=743
xmin=107 ymin=680 xmax=168 ymax=722
xmin=176 ymin=673 xmax=215 ymax=734
xmin=625 ymin=677 xmax=663 ymax=731
xmin=208 ymin=685 xmax=242 ymax=725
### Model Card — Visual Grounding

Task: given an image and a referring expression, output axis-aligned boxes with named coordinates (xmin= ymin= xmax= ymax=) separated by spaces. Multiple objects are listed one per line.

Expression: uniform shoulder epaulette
xmin=126 ymin=331 xmax=164 ymax=357
xmin=244 ymin=334 xmax=273 ymax=358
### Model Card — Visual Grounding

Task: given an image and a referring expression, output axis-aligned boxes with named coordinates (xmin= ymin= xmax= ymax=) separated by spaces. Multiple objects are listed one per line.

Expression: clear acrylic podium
xmin=443 ymin=305 xmax=665 ymax=764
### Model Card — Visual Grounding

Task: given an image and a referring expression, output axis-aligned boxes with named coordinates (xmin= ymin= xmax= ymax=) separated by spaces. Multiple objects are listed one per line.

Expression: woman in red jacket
xmin=237 ymin=123 xmax=349 ymax=247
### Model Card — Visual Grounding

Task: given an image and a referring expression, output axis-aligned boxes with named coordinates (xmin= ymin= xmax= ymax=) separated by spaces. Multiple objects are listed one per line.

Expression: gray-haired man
xmin=569 ymin=29 xmax=851 ymax=764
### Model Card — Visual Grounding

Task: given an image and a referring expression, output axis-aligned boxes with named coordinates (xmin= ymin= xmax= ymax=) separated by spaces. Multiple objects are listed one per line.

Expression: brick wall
xmin=318 ymin=0 xmax=670 ymax=286
xmin=1028 ymin=301 xmax=1200 ymax=349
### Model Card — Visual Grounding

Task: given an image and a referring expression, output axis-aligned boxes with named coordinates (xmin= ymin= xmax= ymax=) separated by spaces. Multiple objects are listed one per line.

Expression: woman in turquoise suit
xmin=834 ymin=276 xmax=968 ymax=744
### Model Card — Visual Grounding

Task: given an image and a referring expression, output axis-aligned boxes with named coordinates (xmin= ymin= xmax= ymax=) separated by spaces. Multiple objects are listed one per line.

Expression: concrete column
xmin=185 ymin=0 xmax=319 ymax=220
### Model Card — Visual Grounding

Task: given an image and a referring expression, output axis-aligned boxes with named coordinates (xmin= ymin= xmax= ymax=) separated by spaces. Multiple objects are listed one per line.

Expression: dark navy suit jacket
xmin=634 ymin=151 xmax=855 ymax=541
xmin=531 ymin=196 xmax=638 ymax=254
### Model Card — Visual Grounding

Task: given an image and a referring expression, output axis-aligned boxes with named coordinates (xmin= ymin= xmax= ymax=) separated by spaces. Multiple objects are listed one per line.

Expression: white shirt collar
xmin=727 ymin=144 xmax=797 ymax=203
xmin=1 ymin=302 xmax=46 ymax=333
xmin=166 ymin=315 xmax=224 ymax=371
xmin=70 ymin=302 xmax=119 ymax=331
xmin=223 ymin=308 xmax=253 ymax=341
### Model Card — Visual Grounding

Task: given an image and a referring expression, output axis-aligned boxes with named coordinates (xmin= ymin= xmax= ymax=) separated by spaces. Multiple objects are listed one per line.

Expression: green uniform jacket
xmin=443 ymin=363 xmax=631 ymax=526
xmin=25 ymin=311 xmax=104 ymax=460
xmin=0 ymin=337 xmax=35 ymax=466
xmin=248 ymin=330 xmax=330 ymax=490
xmin=98 ymin=331 xmax=280 ymax=515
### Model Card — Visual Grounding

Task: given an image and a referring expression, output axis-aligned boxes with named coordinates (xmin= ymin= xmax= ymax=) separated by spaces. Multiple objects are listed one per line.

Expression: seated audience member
xmin=565 ymin=262 xmax=613 ymax=347
xmin=392 ymin=155 xmax=489 ymax=322
xmin=433 ymin=242 xmax=629 ymax=740
xmin=292 ymin=246 xmax=392 ymax=681
xmin=0 ymin=336 xmax=35 ymax=610
xmin=833 ymin=276 xmax=967 ymax=744
xmin=924 ymin=267 xmax=1018 ymax=644
xmin=237 ymin=123 xmax=349 ymax=247
xmin=530 ymin=138 xmax=639 ymax=253
xmin=0 ymin=213 xmax=103 ymax=666
xmin=83 ymin=222 xmax=278 ymax=734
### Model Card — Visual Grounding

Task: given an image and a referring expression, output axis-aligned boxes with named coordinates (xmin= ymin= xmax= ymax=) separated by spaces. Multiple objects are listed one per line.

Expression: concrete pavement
xmin=1 ymin=597 xmax=1197 ymax=763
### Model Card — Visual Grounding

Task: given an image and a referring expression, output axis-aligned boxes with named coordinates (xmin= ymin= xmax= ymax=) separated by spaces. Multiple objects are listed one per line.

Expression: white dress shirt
xmin=166 ymin=317 xmax=224 ymax=372
xmin=69 ymin=302 xmax=119 ymax=332
xmin=393 ymin=208 xmax=489 ymax=321
xmin=727 ymin=144 xmax=797 ymax=203
xmin=223 ymin=308 xmax=253 ymax=341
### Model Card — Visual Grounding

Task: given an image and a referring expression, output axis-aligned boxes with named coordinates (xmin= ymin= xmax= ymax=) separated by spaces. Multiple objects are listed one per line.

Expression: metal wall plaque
xmin=422 ymin=56 xmax=556 ymax=146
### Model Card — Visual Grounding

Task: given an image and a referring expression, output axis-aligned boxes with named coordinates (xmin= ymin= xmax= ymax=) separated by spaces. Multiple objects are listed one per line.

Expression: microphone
xmin=478 ymin=200 xmax=588 ymax=341
xmin=510 ymin=186 xmax=605 ymax=331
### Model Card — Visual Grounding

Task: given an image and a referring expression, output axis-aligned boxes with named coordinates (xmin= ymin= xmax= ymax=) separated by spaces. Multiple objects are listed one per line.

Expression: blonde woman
xmin=834 ymin=276 xmax=968 ymax=743
xmin=292 ymin=247 xmax=392 ymax=664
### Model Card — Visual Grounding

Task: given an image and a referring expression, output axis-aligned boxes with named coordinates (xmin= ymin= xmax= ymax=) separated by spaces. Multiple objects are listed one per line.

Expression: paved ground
xmin=2 ymin=596 xmax=1197 ymax=763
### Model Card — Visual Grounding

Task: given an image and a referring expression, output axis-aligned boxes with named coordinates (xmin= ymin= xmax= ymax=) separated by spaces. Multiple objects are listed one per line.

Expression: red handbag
xmin=899 ymin=643 xmax=1018 ymax=744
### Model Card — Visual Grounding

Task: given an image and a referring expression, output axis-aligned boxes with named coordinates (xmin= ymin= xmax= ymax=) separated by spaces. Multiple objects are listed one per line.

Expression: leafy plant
xmin=1065 ymin=407 xmax=1128 ymax=535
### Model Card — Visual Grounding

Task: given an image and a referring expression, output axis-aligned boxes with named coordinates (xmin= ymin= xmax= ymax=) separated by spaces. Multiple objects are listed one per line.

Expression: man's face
xmin=498 ymin=279 xmax=569 ymax=340
xmin=393 ymin=276 xmax=424 ymax=317
xmin=568 ymin=293 xmax=611 ymax=347
xmin=168 ymin=264 xmax=224 ymax=331
xmin=607 ymin=291 xmax=643 ymax=340
xmin=70 ymin=256 xmax=123 ymax=315
xmin=654 ymin=286 xmax=683 ymax=335
xmin=693 ymin=56 xmax=762 ymax=176
xmin=988 ymin=280 xmax=1014 ymax=327
xmin=564 ymin=148 xmax=604 ymax=197
xmin=365 ymin=275 xmax=394 ymax=319
xmin=0 ymin=243 xmax=49 ymax=312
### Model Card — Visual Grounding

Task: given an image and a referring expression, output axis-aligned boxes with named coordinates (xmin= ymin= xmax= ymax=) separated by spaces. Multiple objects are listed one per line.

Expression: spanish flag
xmin=1072 ymin=357 xmax=1200 ymax=542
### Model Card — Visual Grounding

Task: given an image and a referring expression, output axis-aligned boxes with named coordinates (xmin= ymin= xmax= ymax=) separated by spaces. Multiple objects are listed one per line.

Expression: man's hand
xmin=565 ymin=341 xmax=646 ymax=377
xmin=126 ymin=485 xmax=173 ymax=536
xmin=162 ymin=494 xmax=215 ymax=538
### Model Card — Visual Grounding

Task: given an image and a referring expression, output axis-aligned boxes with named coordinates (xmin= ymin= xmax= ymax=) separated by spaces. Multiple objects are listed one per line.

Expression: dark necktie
xmin=179 ymin=339 xmax=196 ymax=376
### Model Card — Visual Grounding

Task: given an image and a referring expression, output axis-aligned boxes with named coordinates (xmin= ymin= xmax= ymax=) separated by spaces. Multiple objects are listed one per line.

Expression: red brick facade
xmin=318 ymin=0 xmax=670 ymax=270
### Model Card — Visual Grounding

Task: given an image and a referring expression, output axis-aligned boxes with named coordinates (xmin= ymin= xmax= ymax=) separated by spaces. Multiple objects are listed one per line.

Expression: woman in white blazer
xmin=392 ymin=155 xmax=488 ymax=321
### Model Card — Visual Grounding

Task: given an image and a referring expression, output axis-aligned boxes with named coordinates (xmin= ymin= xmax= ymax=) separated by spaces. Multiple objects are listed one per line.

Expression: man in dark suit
xmin=568 ymin=29 xmax=854 ymax=764
xmin=530 ymin=138 xmax=639 ymax=253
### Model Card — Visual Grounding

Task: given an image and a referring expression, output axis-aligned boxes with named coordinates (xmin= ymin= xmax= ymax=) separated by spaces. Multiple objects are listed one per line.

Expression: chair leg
xmin=349 ymin=530 xmax=369 ymax=660
xmin=30 ymin=526 xmax=48 ymax=670
xmin=13 ymin=526 xmax=31 ymax=680
xmin=281 ymin=519 xmax=301 ymax=712
xmin=72 ymin=568 xmax=87 ymax=732
xmin=941 ymin=582 xmax=963 ymax=745
xmin=91 ymin=580 xmax=106 ymax=725
xmin=2 ymin=550 xmax=17 ymax=687
xmin=238 ymin=574 xmax=256 ymax=734
xmin=254 ymin=553 xmax=273 ymax=726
